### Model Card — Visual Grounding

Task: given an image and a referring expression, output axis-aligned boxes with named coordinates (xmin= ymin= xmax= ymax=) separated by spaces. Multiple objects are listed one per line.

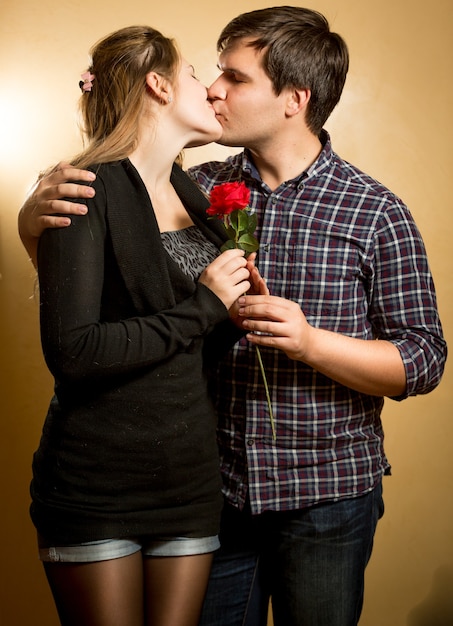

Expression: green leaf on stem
xmin=238 ymin=233 xmax=259 ymax=252
xmin=220 ymin=239 xmax=237 ymax=252
xmin=247 ymin=212 xmax=257 ymax=234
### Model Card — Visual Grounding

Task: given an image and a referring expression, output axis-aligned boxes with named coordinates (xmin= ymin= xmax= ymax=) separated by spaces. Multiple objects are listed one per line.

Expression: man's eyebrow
xmin=217 ymin=63 xmax=249 ymax=78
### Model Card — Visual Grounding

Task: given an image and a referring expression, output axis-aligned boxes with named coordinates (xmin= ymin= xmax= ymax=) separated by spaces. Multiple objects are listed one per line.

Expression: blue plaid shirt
xmin=189 ymin=132 xmax=447 ymax=514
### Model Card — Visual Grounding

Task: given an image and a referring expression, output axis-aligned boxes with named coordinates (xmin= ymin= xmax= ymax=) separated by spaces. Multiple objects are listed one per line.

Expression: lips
xmin=211 ymin=102 xmax=222 ymax=116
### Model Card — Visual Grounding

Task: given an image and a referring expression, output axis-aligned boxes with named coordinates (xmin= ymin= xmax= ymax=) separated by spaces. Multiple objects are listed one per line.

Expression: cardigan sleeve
xmin=38 ymin=187 xmax=229 ymax=384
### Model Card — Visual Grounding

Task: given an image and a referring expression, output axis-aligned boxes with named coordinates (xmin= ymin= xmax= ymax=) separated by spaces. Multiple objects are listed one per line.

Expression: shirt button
xmin=247 ymin=439 xmax=255 ymax=447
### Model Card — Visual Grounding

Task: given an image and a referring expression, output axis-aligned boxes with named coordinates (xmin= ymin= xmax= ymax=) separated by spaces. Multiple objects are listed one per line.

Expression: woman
xmin=31 ymin=25 xmax=255 ymax=626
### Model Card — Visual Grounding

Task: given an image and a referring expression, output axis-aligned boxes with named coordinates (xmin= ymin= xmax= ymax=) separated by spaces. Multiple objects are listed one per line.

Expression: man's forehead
xmin=218 ymin=41 xmax=263 ymax=72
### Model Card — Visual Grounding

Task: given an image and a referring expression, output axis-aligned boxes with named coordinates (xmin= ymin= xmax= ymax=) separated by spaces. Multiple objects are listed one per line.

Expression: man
xmin=19 ymin=7 xmax=447 ymax=626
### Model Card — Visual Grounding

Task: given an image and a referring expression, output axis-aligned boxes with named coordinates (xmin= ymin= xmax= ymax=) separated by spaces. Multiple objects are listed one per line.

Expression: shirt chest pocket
xmin=269 ymin=224 xmax=372 ymax=333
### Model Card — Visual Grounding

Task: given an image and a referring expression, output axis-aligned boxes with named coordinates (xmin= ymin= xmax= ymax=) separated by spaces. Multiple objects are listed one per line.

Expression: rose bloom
xmin=206 ymin=182 xmax=251 ymax=217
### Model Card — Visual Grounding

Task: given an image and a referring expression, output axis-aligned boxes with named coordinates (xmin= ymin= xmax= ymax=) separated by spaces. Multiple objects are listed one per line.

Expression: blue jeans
xmin=200 ymin=481 xmax=384 ymax=626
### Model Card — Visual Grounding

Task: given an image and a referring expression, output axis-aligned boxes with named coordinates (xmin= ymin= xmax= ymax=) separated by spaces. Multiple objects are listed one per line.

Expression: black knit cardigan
xmin=31 ymin=160 xmax=239 ymax=544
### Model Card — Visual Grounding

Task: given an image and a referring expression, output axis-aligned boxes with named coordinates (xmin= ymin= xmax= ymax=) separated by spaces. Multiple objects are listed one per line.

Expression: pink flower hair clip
xmin=79 ymin=71 xmax=95 ymax=93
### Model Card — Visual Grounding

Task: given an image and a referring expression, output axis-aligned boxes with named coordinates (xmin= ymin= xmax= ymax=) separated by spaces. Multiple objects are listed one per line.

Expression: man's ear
xmin=145 ymin=72 xmax=171 ymax=103
xmin=286 ymin=87 xmax=311 ymax=117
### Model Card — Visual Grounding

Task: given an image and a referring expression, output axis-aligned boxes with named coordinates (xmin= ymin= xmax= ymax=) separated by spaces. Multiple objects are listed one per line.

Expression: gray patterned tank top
xmin=161 ymin=225 xmax=219 ymax=280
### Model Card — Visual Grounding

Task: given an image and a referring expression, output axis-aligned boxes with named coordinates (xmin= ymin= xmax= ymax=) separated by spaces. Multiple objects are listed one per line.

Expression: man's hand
xmin=228 ymin=254 xmax=269 ymax=328
xmin=18 ymin=162 xmax=95 ymax=264
xmin=238 ymin=295 xmax=310 ymax=360
xmin=246 ymin=255 xmax=269 ymax=297
xmin=237 ymin=294 xmax=406 ymax=397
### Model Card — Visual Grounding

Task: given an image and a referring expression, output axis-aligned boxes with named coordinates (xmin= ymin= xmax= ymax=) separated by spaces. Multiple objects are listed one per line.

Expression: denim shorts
xmin=38 ymin=534 xmax=220 ymax=563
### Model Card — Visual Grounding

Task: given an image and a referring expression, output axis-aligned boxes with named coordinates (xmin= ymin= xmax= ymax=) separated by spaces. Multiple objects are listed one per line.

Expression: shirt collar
xmin=239 ymin=129 xmax=333 ymax=189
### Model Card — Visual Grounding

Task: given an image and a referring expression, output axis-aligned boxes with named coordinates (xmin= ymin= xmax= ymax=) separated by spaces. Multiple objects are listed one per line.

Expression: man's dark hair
xmin=217 ymin=6 xmax=349 ymax=135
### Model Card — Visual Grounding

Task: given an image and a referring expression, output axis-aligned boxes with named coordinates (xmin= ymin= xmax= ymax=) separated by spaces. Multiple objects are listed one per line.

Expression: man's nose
xmin=207 ymin=76 xmax=226 ymax=101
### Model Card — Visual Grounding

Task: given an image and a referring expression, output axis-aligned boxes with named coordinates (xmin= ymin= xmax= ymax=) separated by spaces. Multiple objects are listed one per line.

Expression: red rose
xmin=206 ymin=182 xmax=251 ymax=216
xmin=204 ymin=181 xmax=275 ymax=439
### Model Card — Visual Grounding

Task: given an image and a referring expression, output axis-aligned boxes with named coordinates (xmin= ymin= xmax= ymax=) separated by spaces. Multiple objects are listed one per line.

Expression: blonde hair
xmin=71 ymin=25 xmax=180 ymax=169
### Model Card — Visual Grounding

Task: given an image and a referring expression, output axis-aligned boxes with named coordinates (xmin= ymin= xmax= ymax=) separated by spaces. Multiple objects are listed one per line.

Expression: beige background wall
xmin=1 ymin=1 xmax=452 ymax=624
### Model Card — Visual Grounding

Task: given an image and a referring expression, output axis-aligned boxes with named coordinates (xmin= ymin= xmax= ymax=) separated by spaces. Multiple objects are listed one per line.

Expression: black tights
xmin=43 ymin=551 xmax=213 ymax=626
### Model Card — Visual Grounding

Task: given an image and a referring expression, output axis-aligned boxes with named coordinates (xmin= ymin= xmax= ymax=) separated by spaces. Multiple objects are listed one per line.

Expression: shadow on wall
xmin=407 ymin=565 xmax=453 ymax=626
